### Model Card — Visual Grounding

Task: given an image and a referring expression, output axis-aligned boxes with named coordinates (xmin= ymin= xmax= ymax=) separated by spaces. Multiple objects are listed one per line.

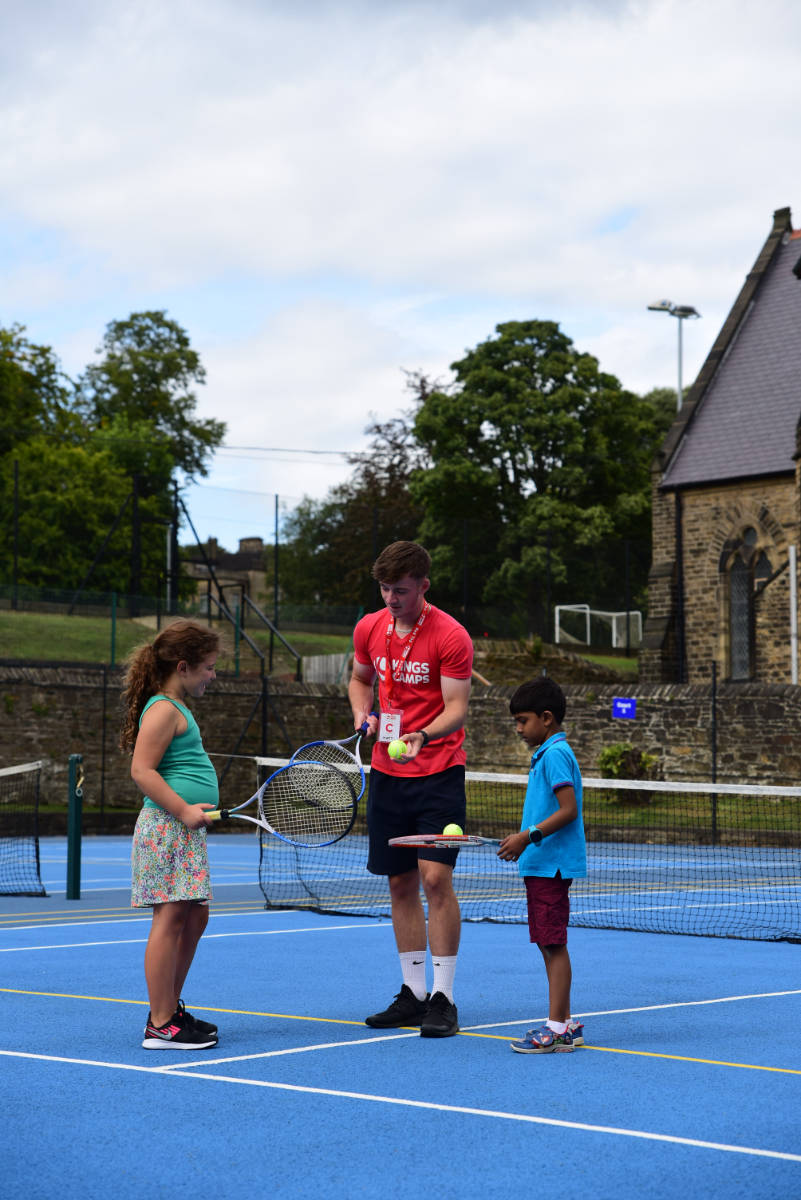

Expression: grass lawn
xmin=0 ymin=609 xmax=352 ymax=671
xmin=0 ymin=609 xmax=638 ymax=680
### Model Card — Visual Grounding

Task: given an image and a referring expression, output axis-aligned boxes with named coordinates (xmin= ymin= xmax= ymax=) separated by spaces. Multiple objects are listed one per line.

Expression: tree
xmin=75 ymin=311 xmax=225 ymax=479
xmin=0 ymin=314 xmax=220 ymax=597
xmin=279 ymin=386 xmax=428 ymax=608
xmin=407 ymin=320 xmax=672 ymax=630
xmin=0 ymin=325 xmax=76 ymax=456
xmin=0 ymin=436 xmax=167 ymax=594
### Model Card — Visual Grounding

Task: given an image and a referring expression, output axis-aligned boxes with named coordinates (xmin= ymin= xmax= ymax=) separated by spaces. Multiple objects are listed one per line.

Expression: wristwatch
xmin=528 ymin=826 xmax=542 ymax=845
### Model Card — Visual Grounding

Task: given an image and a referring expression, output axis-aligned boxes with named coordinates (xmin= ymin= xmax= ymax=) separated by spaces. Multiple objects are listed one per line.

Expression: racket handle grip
xmin=208 ymin=809 xmax=227 ymax=822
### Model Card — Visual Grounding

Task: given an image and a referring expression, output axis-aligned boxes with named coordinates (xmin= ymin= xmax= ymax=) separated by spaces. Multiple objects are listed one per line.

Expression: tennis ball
xmin=387 ymin=738 xmax=409 ymax=759
xmin=443 ymin=823 xmax=463 ymax=836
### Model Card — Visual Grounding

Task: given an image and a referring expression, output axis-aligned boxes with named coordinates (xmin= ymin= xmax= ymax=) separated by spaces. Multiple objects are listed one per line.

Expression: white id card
xmin=378 ymin=710 xmax=404 ymax=742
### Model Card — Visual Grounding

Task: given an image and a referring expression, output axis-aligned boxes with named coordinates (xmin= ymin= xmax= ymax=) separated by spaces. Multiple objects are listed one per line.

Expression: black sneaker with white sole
xmin=365 ymin=984 xmax=429 ymax=1028
xmin=177 ymin=998 xmax=218 ymax=1037
xmin=420 ymin=991 xmax=459 ymax=1038
xmin=142 ymin=1009 xmax=218 ymax=1050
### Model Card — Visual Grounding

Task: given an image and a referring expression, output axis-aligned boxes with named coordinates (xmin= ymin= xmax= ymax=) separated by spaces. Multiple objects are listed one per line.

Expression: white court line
xmin=0 ymin=922 xmax=388 ymax=952
xmin=1 ymin=1048 xmax=799 ymax=1165
xmin=0 ymin=907 xmax=327 ymax=935
xmin=158 ymin=1030 xmax=420 ymax=1068
xmin=40 ymin=879 xmax=264 ymax=894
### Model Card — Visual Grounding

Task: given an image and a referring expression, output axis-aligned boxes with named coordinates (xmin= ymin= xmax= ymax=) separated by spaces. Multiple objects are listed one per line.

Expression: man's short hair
xmin=371 ymin=541 xmax=431 ymax=583
xmin=509 ymin=677 xmax=566 ymax=724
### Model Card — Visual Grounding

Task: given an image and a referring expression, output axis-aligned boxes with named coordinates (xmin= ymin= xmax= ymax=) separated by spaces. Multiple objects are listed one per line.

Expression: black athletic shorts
xmin=366 ymin=764 xmax=467 ymax=876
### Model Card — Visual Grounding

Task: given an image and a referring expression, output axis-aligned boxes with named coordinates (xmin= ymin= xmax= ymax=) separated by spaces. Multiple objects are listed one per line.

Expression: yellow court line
xmin=4 ymin=986 xmax=801 ymax=1075
xmin=0 ymin=901 xmax=269 ymax=926
xmin=460 ymin=1030 xmax=801 ymax=1075
xmin=0 ymin=988 xmax=367 ymax=1026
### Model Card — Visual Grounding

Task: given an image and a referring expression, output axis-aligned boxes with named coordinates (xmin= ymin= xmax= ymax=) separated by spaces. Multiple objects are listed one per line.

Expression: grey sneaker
xmin=365 ymin=984 xmax=429 ymax=1028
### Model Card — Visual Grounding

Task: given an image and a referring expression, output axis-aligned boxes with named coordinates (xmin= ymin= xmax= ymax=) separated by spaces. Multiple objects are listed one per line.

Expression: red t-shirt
xmin=353 ymin=603 xmax=474 ymax=777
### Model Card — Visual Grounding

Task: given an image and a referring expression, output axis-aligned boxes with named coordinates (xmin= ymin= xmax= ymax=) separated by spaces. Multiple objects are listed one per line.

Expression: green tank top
xmin=139 ymin=695 xmax=219 ymax=811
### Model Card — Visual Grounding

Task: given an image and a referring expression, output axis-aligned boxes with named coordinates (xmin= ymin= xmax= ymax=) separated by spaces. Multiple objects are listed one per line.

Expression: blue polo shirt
xmin=518 ymin=732 xmax=586 ymax=879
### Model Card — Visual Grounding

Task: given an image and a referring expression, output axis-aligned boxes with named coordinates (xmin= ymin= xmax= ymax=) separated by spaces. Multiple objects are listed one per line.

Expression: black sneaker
xmin=365 ymin=984 xmax=429 ymax=1028
xmin=142 ymin=1009 xmax=218 ymax=1050
xmin=178 ymin=999 xmax=218 ymax=1037
xmin=420 ymin=991 xmax=459 ymax=1038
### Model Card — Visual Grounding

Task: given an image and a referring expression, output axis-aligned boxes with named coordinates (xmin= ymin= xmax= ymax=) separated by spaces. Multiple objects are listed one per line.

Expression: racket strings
xmin=260 ymin=763 xmax=356 ymax=846
xmin=293 ymin=743 xmax=359 ymax=772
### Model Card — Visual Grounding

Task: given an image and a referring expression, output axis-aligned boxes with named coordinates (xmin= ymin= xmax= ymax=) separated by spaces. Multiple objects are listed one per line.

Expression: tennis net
xmin=0 ymin=760 xmax=46 ymax=896
xmin=254 ymin=761 xmax=801 ymax=941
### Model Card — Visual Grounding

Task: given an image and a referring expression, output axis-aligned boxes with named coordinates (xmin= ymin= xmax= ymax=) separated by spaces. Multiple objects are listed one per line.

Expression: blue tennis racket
xmin=209 ymin=759 xmax=357 ymax=847
xmin=289 ymin=716 xmax=375 ymax=802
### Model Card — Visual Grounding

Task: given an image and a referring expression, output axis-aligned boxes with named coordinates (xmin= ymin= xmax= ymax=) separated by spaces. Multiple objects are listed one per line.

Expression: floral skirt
xmin=131 ymin=806 xmax=213 ymax=908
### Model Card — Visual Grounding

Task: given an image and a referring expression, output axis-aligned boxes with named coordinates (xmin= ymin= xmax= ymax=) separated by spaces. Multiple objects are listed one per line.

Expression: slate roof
xmin=658 ymin=207 xmax=801 ymax=489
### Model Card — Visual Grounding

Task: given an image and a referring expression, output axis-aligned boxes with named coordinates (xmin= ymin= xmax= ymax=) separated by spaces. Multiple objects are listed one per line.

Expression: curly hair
xmin=120 ymin=619 xmax=221 ymax=752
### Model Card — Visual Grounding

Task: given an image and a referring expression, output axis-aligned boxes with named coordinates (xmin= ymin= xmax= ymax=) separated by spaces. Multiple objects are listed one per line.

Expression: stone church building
xmin=641 ymin=207 xmax=801 ymax=685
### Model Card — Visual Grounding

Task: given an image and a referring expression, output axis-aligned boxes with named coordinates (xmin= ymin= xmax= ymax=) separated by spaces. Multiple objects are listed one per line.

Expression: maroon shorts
xmin=524 ymin=875 xmax=572 ymax=945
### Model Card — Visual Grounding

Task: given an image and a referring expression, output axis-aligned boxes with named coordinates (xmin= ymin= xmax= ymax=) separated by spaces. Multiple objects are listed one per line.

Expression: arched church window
xmin=729 ymin=557 xmax=752 ymax=680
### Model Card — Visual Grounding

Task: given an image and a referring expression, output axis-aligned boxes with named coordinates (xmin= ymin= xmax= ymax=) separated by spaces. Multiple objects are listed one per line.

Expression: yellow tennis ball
xmin=443 ymin=823 xmax=463 ymax=836
xmin=387 ymin=739 xmax=409 ymax=759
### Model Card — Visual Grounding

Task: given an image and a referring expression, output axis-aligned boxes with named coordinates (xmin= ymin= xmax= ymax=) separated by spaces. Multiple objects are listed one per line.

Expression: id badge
xmin=378 ymin=710 xmax=404 ymax=743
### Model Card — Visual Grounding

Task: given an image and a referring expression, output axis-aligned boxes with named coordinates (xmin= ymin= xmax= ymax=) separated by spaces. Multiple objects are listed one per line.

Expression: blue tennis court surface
xmin=2 ymin=835 xmax=801 ymax=1198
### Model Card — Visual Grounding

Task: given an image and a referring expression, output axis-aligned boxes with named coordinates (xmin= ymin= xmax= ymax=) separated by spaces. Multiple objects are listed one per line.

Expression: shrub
xmin=597 ymin=741 xmax=659 ymax=803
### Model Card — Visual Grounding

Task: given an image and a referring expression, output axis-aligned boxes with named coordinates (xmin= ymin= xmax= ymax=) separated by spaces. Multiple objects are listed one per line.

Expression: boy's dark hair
xmin=509 ymin=677 xmax=566 ymax=724
xmin=371 ymin=541 xmax=431 ymax=583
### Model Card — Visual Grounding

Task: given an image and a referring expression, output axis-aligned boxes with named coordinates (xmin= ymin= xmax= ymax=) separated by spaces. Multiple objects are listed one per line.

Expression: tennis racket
xmin=289 ymin=715 xmax=375 ymax=802
xmin=388 ymin=834 xmax=502 ymax=849
xmin=209 ymin=760 xmax=357 ymax=847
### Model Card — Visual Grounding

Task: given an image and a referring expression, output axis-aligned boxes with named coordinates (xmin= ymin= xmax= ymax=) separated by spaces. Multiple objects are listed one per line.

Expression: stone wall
xmin=3 ymin=668 xmax=801 ymax=832
xmin=642 ymin=470 xmax=801 ymax=686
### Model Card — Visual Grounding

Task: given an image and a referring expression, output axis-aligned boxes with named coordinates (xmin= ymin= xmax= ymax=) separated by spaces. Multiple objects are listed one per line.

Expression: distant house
xmin=182 ymin=536 xmax=270 ymax=616
xmin=641 ymin=206 xmax=801 ymax=685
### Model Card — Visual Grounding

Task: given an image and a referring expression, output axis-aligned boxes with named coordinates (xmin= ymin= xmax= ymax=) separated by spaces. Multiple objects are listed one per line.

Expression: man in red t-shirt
xmin=349 ymin=541 xmax=473 ymax=1038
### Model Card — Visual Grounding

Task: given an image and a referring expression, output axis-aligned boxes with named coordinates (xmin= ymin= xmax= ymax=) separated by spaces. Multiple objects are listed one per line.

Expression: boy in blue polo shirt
xmin=497 ymin=677 xmax=586 ymax=1052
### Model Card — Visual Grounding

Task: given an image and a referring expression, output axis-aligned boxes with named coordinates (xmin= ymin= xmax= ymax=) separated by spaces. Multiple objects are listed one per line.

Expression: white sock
xmin=431 ymin=954 xmax=457 ymax=1002
xmin=546 ymin=1019 xmax=568 ymax=1034
xmin=399 ymin=950 xmax=427 ymax=1000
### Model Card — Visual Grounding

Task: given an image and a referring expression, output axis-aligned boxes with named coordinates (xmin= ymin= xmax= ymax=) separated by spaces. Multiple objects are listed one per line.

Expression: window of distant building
xmin=725 ymin=527 xmax=772 ymax=680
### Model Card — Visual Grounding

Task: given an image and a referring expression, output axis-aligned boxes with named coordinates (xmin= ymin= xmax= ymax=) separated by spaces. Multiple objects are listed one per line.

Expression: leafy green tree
xmin=0 ymin=437 xmax=167 ymax=594
xmin=1 ymin=313 xmax=221 ymax=596
xmin=0 ymin=325 xmax=76 ymax=456
xmin=76 ymin=311 xmax=225 ymax=479
xmin=408 ymin=320 xmax=672 ymax=628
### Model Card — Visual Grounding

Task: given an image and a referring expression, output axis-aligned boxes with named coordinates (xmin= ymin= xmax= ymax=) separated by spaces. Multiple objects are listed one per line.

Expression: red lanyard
xmin=383 ymin=601 xmax=430 ymax=705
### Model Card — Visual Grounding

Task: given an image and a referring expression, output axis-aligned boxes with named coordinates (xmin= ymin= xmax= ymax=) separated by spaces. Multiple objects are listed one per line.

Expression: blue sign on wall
xmin=612 ymin=697 xmax=637 ymax=720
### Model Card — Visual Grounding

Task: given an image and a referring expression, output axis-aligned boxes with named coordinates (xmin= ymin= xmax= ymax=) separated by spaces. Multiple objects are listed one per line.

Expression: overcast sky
xmin=3 ymin=0 xmax=800 ymax=548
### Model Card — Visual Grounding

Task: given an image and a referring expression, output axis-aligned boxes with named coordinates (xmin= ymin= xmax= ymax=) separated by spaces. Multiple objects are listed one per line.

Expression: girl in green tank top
xmin=122 ymin=620 xmax=222 ymax=1050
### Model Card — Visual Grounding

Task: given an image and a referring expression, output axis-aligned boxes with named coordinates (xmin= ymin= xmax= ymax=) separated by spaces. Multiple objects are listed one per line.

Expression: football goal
xmin=554 ymin=603 xmax=642 ymax=649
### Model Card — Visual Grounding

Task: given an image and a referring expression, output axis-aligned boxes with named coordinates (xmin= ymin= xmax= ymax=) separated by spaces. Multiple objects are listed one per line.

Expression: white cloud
xmin=2 ymin=0 xmax=801 ymax=540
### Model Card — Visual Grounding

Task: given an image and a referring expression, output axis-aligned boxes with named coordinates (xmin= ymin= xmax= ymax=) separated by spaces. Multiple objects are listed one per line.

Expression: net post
xmin=66 ymin=754 xmax=84 ymax=900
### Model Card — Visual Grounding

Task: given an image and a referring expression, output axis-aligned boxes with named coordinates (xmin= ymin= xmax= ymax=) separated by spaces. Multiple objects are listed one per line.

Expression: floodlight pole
xmin=647 ymin=300 xmax=701 ymax=410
